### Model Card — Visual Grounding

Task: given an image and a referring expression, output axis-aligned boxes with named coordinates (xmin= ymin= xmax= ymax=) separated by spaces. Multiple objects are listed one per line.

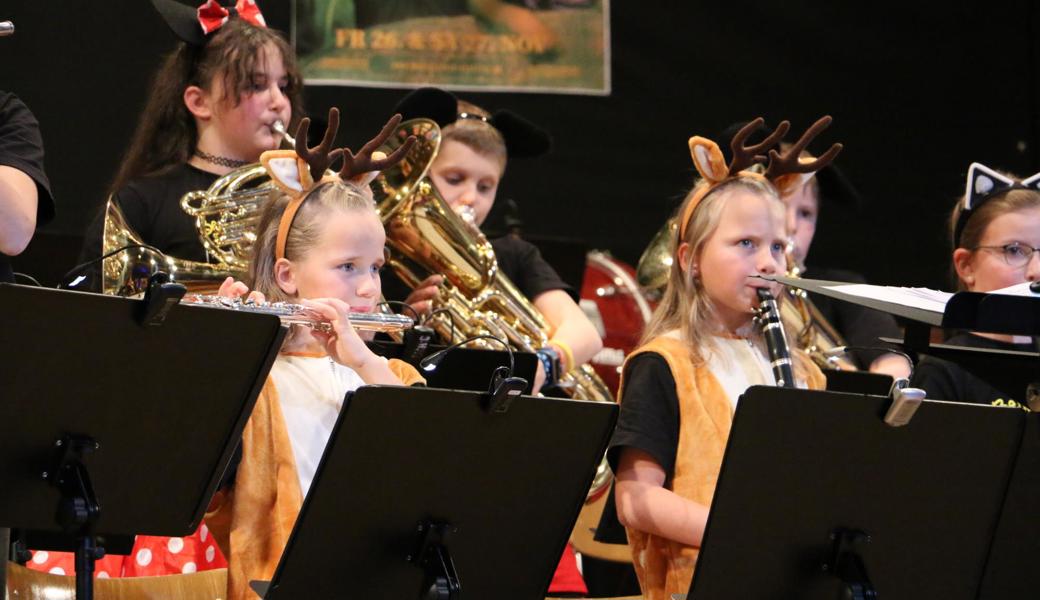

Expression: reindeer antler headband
xmin=259 ymin=107 xmax=416 ymax=261
xmin=678 ymin=116 xmax=843 ymax=240
xmin=954 ymin=163 xmax=1040 ymax=248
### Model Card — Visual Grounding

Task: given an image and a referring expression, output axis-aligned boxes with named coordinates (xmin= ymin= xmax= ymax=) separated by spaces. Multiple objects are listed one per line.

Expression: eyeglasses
xmin=974 ymin=243 xmax=1040 ymax=268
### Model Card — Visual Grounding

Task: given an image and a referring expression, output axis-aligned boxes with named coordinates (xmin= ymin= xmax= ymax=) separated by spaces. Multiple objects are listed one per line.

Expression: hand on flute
xmin=218 ymin=276 xmax=266 ymax=303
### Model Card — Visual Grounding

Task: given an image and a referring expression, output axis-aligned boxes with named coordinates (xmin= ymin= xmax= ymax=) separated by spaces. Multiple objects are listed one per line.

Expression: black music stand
xmin=367 ymin=340 xmax=539 ymax=394
xmin=823 ymin=369 xmax=894 ymax=396
xmin=688 ymin=385 xmax=1027 ymax=600
xmin=251 ymin=385 xmax=618 ymax=600
xmin=0 ymin=283 xmax=285 ymax=599
xmin=770 ymin=274 xmax=1040 ymax=399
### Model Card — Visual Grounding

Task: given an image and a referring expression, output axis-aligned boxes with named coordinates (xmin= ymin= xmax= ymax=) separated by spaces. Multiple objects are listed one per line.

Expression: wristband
xmin=536 ymin=346 xmax=561 ymax=384
xmin=548 ymin=339 xmax=574 ymax=372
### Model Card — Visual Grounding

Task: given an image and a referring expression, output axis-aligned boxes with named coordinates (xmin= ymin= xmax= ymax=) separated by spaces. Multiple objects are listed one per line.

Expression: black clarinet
xmin=754 ymin=288 xmax=796 ymax=388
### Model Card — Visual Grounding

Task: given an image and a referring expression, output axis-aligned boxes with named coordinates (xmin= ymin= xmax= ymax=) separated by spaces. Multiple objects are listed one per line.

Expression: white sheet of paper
xmin=822 ymin=284 xmax=952 ymax=314
xmin=988 ymin=282 xmax=1040 ymax=297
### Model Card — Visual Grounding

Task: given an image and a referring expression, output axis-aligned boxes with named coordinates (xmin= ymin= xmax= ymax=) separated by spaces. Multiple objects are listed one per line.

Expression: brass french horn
xmin=100 ymin=199 xmax=241 ymax=296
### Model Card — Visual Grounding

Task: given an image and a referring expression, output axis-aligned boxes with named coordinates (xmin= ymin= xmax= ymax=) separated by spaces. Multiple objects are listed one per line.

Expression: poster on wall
xmin=293 ymin=0 xmax=610 ymax=95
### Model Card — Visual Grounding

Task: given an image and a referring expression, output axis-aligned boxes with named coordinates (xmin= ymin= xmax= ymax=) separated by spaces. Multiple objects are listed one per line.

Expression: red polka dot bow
xmin=196 ymin=0 xmax=266 ymax=35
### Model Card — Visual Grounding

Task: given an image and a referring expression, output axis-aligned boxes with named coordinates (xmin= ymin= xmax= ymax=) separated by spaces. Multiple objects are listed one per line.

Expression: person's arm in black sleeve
xmin=607 ymin=353 xmax=680 ymax=479
xmin=0 ymin=93 xmax=52 ymax=256
xmin=596 ymin=353 xmax=679 ymax=543
xmin=610 ymin=352 xmax=711 ymax=546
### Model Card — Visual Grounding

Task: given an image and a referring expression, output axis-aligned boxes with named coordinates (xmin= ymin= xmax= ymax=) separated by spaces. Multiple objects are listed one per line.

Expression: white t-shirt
xmin=705 ymin=336 xmax=778 ymax=409
xmin=269 ymin=353 xmax=366 ymax=497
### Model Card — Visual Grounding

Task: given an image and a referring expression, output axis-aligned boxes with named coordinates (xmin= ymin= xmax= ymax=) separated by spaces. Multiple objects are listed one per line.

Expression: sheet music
xmin=988 ymin=282 xmax=1040 ymax=297
xmin=821 ymin=281 xmax=1040 ymax=314
xmin=822 ymin=284 xmax=952 ymax=314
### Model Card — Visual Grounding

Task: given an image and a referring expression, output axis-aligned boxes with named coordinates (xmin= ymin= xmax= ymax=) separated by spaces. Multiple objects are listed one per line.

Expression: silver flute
xmin=182 ymin=294 xmax=414 ymax=333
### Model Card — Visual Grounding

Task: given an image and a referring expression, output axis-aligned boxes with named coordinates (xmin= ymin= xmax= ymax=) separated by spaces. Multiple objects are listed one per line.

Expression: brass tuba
xmin=370 ymin=118 xmax=616 ymax=477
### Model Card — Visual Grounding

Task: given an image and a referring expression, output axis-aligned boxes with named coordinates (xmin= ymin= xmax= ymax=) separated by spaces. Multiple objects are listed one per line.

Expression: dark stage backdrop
xmin=3 ymin=1 xmax=1038 ymax=291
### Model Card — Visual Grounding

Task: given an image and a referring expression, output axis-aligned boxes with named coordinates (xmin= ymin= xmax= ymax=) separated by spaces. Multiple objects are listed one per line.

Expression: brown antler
xmin=295 ymin=107 xmax=341 ymax=182
xmin=728 ymin=118 xmax=790 ymax=174
xmin=336 ymin=114 xmax=416 ymax=180
xmin=764 ymin=115 xmax=843 ymax=179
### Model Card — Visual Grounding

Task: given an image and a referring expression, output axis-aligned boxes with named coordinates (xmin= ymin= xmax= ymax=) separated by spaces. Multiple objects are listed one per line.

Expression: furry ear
xmin=965 ymin=162 xmax=1015 ymax=210
xmin=688 ymin=136 xmax=728 ymax=183
xmin=772 ymin=171 xmax=815 ymax=198
xmin=261 ymin=150 xmax=315 ymax=197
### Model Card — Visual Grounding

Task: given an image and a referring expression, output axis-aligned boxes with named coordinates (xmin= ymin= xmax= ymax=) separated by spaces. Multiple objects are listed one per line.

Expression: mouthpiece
xmin=456 ymin=205 xmax=477 ymax=225
xmin=271 ymin=120 xmax=296 ymax=147
xmin=0 ymin=21 xmax=14 ymax=37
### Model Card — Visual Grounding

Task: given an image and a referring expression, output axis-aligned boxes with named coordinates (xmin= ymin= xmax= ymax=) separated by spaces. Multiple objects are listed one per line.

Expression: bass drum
xmin=573 ymin=250 xmax=654 ymax=564
xmin=580 ymin=251 xmax=655 ymax=397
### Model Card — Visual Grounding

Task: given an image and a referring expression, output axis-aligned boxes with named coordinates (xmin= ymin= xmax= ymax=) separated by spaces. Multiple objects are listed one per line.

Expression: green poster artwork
xmin=294 ymin=0 xmax=610 ymax=95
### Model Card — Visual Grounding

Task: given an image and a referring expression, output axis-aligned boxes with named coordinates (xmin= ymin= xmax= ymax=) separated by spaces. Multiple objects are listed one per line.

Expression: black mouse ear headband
xmin=954 ymin=162 xmax=1040 ymax=248
xmin=393 ymin=87 xmax=552 ymax=159
xmin=151 ymin=0 xmax=266 ymax=46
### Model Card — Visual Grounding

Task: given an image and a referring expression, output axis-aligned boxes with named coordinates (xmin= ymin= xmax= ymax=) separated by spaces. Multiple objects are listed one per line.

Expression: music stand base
xmin=49 ymin=435 xmax=106 ymax=600
xmin=410 ymin=521 xmax=461 ymax=600
xmin=824 ymin=529 xmax=877 ymax=600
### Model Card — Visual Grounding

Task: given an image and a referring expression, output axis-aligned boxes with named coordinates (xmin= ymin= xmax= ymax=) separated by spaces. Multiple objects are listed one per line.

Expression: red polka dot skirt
xmin=25 ymin=522 xmax=226 ymax=577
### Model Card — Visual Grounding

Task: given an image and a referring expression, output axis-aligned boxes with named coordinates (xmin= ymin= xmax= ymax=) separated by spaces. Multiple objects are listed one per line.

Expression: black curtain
xmin=5 ymin=1 xmax=1039 ymax=289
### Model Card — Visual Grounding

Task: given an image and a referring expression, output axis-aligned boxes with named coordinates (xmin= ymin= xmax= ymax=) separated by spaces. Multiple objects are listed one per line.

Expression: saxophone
xmin=780 ymin=251 xmax=857 ymax=371
xmin=370 ymin=118 xmax=616 ymax=486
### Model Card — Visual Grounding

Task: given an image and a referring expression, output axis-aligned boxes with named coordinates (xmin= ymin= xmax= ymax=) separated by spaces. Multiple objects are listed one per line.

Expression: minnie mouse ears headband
xmin=151 ymin=0 xmax=266 ymax=46
xmin=393 ymin=87 xmax=553 ymax=158
xmin=953 ymin=162 xmax=1040 ymax=248
xmin=678 ymin=116 xmax=843 ymax=240
xmin=260 ymin=107 xmax=416 ymax=261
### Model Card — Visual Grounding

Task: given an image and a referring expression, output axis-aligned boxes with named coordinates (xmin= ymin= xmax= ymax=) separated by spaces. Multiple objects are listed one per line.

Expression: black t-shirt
xmin=804 ymin=266 xmax=903 ymax=368
xmin=0 ymin=92 xmax=55 ymax=283
xmin=911 ymin=332 xmax=1034 ymax=406
xmin=490 ymin=235 xmax=577 ymax=302
xmin=77 ymin=163 xmax=219 ymax=291
xmin=381 ymin=233 xmax=576 ymax=304
xmin=606 ymin=353 xmax=680 ymax=479
xmin=595 ymin=352 xmax=680 ymax=544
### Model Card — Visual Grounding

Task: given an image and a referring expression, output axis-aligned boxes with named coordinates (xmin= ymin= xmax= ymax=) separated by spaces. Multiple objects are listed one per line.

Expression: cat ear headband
xmin=151 ymin=0 xmax=266 ymax=46
xmin=260 ymin=107 xmax=416 ymax=261
xmin=678 ymin=116 xmax=843 ymax=240
xmin=954 ymin=162 xmax=1040 ymax=248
